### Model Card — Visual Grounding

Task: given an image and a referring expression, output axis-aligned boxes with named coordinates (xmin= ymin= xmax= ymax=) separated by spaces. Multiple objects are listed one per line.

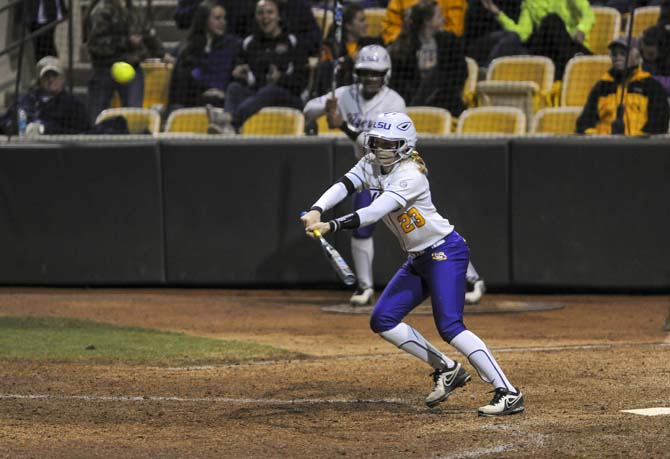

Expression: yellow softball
xmin=111 ymin=62 xmax=136 ymax=84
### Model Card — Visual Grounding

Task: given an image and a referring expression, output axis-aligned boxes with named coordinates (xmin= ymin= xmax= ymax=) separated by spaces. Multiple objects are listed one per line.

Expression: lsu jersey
xmin=303 ymin=85 xmax=406 ymax=157
xmin=345 ymin=154 xmax=454 ymax=253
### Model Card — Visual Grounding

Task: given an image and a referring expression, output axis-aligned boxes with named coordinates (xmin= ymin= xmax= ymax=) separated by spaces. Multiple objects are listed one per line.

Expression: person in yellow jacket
xmin=480 ymin=0 xmax=594 ymax=78
xmin=381 ymin=0 xmax=467 ymax=44
xmin=576 ymin=36 xmax=670 ymax=136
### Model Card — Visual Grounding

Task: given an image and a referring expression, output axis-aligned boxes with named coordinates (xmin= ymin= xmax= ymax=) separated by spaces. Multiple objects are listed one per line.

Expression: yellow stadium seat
xmin=456 ymin=107 xmax=526 ymax=135
xmin=628 ymin=6 xmax=660 ymax=37
xmin=530 ymin=107 xmax=583 ymax=134
xmin=316 ymin=114 xmax=345 ymax=136
xmin=407 ymin=107 xmax=451 ymax=135
xmin=588 ymin=7 xmax=621 ymax=55
xmin=312 ymin=8 xmax=333 ymax=39
xmin=560 ymin=55 xmax=611 ymax=107
xmin=141 ymin=61 xmax=174 ymax=110
xmin=476 ymin=56 xmax=554 ymax=123
xmin=95 ymin=108 xmax=160 ymax=134
xmin=364 ymin=8 xmax=386 ymax=38
xmin=164 ymin=107 xmax=209 ymax=133
xmin=463 ymin=56 xmax=478 ymax=108
xmin=240 ymin=107 xmax=305 ymax=136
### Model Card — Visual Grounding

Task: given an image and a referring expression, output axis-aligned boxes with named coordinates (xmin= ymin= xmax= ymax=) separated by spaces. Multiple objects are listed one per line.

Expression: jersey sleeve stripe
xmin=346 ymin=171 xmax=364 ymax=189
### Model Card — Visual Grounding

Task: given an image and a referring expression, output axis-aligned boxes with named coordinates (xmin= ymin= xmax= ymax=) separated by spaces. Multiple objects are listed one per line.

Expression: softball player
xmin=304 ymin=45 xmax=486 ymax=306
xmin=301 ymin=112 xmax=523 ymax=416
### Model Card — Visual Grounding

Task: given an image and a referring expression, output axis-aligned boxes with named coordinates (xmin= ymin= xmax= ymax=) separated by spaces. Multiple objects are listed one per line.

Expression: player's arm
xmin=301 ymin=173 xmax=361 ymax=229
xmin=303 ymin=94 xmax=328 ymax=122
xmin=317 ymin=193 xmax=401 ymax=235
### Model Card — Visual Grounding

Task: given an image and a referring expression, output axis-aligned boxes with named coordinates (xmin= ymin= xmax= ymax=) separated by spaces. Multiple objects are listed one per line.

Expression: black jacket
xmin=0 ymin=88 xmax=90 ymax=135
xmin=235 ymin=31 xmax=308 ymax=96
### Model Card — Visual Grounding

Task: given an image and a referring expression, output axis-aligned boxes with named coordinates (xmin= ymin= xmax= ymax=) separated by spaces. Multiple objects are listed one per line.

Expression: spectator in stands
xmin=168 ymin=1 xmax=240 ymax=112
xmin=191 ymin=0 xmax=322 ymax=57
xmin=480 ymin=0 xmax=594 ymax=79
xmin=0 ymin=56 xmax=90 ymax=136
xmin=463 ymin=0 xmax=520 ymax=66
xmin=640 ymin=24 xmax=670 ymax=96
xmin=388 ymin=0 xmax=468 ymax=116
xmin=210 ymin=0 xmax=308 ymax=133
xmin=17 ymin=0 xmax=67 ymax=62
xmin=576 ymin=36 xmax=670 ymax=135
xmin=85 ymin=0 xmax=165 ymax=123
xmin=381 ymin=0 xmax=467 ymax=44
xmin=315 ymin=3 xmax=383 ymax=95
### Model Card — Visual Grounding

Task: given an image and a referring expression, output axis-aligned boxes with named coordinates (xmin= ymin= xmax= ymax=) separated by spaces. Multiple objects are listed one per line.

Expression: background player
xmin=304 ymin=45 xmax=487 ymax=306
xmin=304 ymin=44 xmax=405 ymax=306
xmin=300 ymin=112 xmax=523 ymax=416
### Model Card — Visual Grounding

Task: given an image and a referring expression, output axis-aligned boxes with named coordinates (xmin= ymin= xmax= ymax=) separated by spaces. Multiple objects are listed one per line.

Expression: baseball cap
xmin=36 ymin=56 xmax=63 ymax=78
xmin=608 ymin=36 xmax=640 ymax=50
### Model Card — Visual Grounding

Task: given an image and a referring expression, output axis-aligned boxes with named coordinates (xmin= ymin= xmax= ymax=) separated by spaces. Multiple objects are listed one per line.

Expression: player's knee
xmin=370 ymin=310 xmax=398 ymax=334
xmin=353 ymin=224 xmax=374 ymax=239
xmin=440 ymin=319 xmax=466 ymax=343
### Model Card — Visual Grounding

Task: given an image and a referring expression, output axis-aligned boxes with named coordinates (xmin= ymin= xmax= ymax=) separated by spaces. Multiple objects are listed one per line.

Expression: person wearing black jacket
xmin=0 ymin=56 xmax=90 ymax=135
xmin=388 ymin=0 xmax=468 ymax=116
xmin=16 ymin=0 xmax=68 ymax=62
xmin=222 ymin=0 xmax=308 ymax=131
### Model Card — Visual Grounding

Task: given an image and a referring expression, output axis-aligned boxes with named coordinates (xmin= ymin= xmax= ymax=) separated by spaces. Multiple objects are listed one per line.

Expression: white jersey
xmin=345 ymin=155 xmax=454 ymax=253
xmin=303 ymin=85 xmax=406 ymax=157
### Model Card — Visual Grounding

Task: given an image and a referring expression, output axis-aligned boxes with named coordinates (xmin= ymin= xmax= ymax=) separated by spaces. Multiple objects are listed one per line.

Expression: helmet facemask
xmin=365 ymin=134 xmax=411 ymax=167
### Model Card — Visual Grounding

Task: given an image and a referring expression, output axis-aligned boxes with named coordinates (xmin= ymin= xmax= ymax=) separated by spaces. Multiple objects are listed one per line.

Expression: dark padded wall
xmin=511 ymin=138 xmax=670 ymax=288
xmin=161 ymin=139 xmax=336 ymax=284
xmin=332 ymin=139 xmax=510 ymax=287
xmin=0 ymin=142 xmax=165 ymax=284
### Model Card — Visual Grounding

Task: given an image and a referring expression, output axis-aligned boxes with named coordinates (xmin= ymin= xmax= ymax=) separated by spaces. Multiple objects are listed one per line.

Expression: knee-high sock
xmin=450 ymin=330 xmax=516 ymax=392
xmin=380 ymin=322 xmax=455 ymax=370
xmin=351 ymin=236 xmax=374 ymax=290
xmin=466 ymin=261 xmax=480 ymax=284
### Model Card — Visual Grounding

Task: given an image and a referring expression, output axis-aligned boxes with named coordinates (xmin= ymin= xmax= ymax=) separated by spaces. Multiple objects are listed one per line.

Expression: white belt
xmin=408 ymin=238 xmax=445 ymax=259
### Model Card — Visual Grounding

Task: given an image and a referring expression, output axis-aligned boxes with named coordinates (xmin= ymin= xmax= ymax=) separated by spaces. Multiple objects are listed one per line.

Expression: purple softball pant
xmin=369 ymin=230 xmax=469 ymax=342
xmin=353 ymin=190 xmax=375 ymax=239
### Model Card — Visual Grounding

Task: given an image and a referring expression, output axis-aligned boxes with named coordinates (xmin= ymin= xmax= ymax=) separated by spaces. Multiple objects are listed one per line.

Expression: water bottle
xmin=17 ymin=108 xmax=27 ymax=138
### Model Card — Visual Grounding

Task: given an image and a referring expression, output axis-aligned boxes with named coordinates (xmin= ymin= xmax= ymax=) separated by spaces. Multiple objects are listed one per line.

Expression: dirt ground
xmin=0 ymin=288 xmax=669 ymax=458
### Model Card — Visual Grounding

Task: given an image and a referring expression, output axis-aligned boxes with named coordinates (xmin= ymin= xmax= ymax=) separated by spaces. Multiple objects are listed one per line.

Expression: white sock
xmin=380 ymin=322 xmax=455 ymax=370
xmin=450 ymin=330 xmax=516 ymax=392
xmin=351 ymin=237 xmax=374 ymax=290
xmin=466 ymin=261 xmax=480 ymax=284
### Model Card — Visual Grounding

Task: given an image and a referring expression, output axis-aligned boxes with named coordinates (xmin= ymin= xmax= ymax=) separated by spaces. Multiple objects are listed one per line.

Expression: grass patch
xmin=0 ymin=316 xmax=302 ymax=366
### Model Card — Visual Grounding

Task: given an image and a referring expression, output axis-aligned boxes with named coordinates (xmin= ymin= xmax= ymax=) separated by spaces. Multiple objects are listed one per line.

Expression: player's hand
xmin=232 ymin=64 xmax=250 ymax=80
xmin=572 ymin=30 xmax=585 ymax=43
xmin=300 ymin=210 xmax=321 ymax=228
xmin=305 ymin=222 xmax=331 ymax=238
xmin=266 ymin=64 xmax=281 ymax=83
xmin=325 ymin=97 xmax=343 ymax=129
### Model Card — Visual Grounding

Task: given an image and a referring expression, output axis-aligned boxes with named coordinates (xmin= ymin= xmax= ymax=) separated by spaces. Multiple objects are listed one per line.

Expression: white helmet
xmin=365 ymin=112 xmax=417 ymax=167
xmin=354 ymin=44 xmax=391 ymax=85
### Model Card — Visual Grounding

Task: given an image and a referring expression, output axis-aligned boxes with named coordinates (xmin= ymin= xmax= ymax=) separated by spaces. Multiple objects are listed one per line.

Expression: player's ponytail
xmin=410 ymin=151 xmax=428 ymax=175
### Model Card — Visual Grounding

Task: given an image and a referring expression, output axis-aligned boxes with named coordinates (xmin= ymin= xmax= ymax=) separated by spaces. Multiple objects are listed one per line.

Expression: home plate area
xmin=322 ymin=300 xmax=565 ymax=315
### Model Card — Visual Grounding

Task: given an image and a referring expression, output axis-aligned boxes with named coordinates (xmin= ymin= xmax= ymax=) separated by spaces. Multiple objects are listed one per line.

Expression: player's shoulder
xmin=390 ymin=159 xmax=428 ymax=185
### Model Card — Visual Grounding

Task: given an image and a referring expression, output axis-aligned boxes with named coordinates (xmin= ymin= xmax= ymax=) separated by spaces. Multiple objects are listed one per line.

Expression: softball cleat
xmin=425 ymin=362 xmax=471 ymax=408
xmin=350 ymin=287 xmax=374 ymax=306
xmin=477 ymin=388 xmax=525 ymax=416
xmin=465 ymin=279 xmax=486 ymax=304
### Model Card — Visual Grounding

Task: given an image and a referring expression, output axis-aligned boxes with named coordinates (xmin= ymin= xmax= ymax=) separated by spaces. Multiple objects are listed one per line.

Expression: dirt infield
xmin=0 ymin=288 xmax=669 ymax=458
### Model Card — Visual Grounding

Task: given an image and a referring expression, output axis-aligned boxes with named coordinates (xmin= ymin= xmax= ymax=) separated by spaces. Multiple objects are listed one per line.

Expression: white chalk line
xmin=436 ymin=426 xmax=547 ymax=459
xmin=0 ymin=393 xmax=407 ymax=405
xmin=165 ymin=342 xmax=670 ymax=371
